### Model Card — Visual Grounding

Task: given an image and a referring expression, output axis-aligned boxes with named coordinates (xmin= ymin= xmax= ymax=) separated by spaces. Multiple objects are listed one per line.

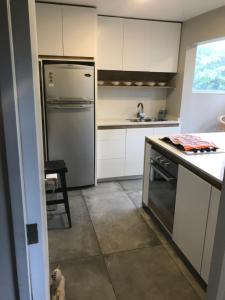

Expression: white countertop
xmin=146 ymin=132 xmax=225 ymax=187
xmin=97 ymin=117 xmax=180 ymax=127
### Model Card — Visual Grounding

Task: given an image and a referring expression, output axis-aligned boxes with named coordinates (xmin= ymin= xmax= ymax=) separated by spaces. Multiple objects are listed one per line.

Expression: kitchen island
xmin=143 ymin=132 xmax=225 ymax=284
xmin=145 ymin=132 xmax=225 ymax=189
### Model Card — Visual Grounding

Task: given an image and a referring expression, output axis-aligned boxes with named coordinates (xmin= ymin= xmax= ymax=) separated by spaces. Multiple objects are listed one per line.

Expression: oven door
xmin=148 ymin=162 xmax=177 ymax=234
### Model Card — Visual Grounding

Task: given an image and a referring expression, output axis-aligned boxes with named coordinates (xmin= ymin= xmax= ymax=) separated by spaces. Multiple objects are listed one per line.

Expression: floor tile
xmin=127 ymin=191 xmax=142 ymax=208
xmin=47 ymin=194 xmax=89 ymax=223
xmin=105 ymin=246 xmax=200 ymax=300
xmin=84 ymin=191 xmax=160 ymax=254
xmin=52 ymin=256 xmax=117 ymax=300
xmin=48 ymin=212 xmax=100 ymax=263
xmin=119 ymin=179 xmax=143 ymax=192
xmin=82 ymin=182 xmax=123 ymax=197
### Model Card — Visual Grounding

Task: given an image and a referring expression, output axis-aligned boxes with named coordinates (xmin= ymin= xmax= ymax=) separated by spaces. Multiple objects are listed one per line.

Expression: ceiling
xmin=39 ymin=0 xmax=225 ymax=21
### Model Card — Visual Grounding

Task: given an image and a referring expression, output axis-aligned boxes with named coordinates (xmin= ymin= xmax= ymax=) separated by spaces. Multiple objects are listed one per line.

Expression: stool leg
xmin=60 ymin=172 xmax=72 ymax=228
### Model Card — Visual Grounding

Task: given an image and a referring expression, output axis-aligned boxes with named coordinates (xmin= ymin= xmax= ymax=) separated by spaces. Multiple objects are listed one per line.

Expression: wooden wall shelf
xmin=98 ymin=83 xmax=175 ymax=89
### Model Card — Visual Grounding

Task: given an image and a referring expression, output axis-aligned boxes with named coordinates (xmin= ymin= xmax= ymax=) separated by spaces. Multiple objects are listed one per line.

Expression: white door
xmin=36 ymin=3 xmax=63 ymax=56
xmin=173 ymin=165 xmax=211 ymax=273
xmin=62 ymin=5 xmax=97 ymax=57
xmin=1 ymin=1 xmax=49 ymax=299
xmin=97 ymin=16 xmax=124 ymax=70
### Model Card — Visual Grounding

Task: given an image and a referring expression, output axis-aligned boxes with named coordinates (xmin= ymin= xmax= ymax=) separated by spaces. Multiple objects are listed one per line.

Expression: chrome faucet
xmin=137 ymin=103 xmax=145 ymax=119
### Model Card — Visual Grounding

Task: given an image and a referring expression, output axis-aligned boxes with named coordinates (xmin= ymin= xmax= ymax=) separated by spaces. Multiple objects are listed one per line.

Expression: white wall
xmin=180 ymin=47 xmax=225 ymax=133
xmin=97 ymin=86 xmax=167 ymax=120
xmin=167 ymin=6 xmax=225 ymax=133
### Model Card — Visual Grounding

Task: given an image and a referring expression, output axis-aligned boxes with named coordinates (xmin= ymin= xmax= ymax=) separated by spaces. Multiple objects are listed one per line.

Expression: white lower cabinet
xmin=201 ymin=187 xmax=221 ymax=283
xmin=173 ymin=165 xmax=221 ymax=282
xmin=154 ymin=126 xmax=180 ymax=136
xmin=97 ymin=159 xmax=125 ymax=179
xmin=125 ymin=128 xmax=154 ymax=176
xmin=97 ymin=126 xmax=180 ymax=179
xmin=97 ymin=129 xmax=126 ymax=179
xmin=173 ymin=165 xmax=211 ymax=273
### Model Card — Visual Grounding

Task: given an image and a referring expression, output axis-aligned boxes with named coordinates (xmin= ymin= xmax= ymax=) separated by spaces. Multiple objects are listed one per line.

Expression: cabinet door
xmin=123 ymin=19 xmax=151 ymax=72
xmin=97 ymin=17 xmax=123 ymax=70
xmin=97 ymin=159 xmax=125 ymax=179
xmin=173 ymin=165 xmax=211 ymax=272
xmin=125 ymin=128 xmax=154 ymax=176
xmin=123 ymin=19 xmax=181 ymax=72
xmin=97 ymin=129 xmax=126 ymax=179
xmin=201 ymin=187 xmax=221 ymax=283
xmin=97 ymin=129 xmax=126 ymax=159
xmin=148 ymin=22 xmax=181 ymax=72
xmin=62 ymin=6 xmax=97 ymax=57
xmin=36 ymin=3 xmax=63 ymax=56
xmin=154 ymin=126 xmax=180 ymax=136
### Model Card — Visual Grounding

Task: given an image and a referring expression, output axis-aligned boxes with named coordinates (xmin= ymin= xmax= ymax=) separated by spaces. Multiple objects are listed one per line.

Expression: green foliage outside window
xmin=193 ymin=39 xmax=225 ymax=92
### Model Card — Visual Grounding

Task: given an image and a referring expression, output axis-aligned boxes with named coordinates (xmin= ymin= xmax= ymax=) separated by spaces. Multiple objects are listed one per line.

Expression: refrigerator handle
xmin=47 ymin=98 xmax=94 ymax=102
xmin=47 ymin=104 xmax=94 ymax=109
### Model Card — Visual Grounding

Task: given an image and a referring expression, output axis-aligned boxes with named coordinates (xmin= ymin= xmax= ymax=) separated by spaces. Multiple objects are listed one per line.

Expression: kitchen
xmin=36 ymin=1 xmax=225 ymax=299
xmin=2 ymin=1 xmax=225 ymax=300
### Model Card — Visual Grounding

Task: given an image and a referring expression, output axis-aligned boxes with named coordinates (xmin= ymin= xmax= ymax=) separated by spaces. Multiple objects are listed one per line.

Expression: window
xmin=192 ymin=39 xmax=225 ymax=93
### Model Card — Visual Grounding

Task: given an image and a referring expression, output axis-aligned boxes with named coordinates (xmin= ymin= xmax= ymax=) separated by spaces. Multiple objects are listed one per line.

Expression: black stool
xmin=45 ymin=160 xmax=72 ymax=228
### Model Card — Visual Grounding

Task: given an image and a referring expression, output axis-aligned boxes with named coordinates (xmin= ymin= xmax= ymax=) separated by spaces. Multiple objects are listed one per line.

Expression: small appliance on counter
xmin=161 ymin=134 xmax=219 ymax=154
xmin=157 ymin=109 xmax=168 ymax=121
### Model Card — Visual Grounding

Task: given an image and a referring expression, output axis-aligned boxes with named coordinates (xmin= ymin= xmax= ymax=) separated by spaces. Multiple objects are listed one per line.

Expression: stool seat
xmin=45 ymin=160 xmax=72 ymax=228
xmin=45 ymin=160 xmax=67 ymax=174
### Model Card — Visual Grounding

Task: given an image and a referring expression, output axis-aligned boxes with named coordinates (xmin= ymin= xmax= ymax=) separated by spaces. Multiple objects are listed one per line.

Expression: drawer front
xmin=97 ymin=129 xmax=126 ymax=141
xmin=97 ymin=159 xmax=125 ymax=179
xmin=97 ymin=139 xmax=126 ymax=159
xmin=154 ymin=126 xmax=180 ymax=136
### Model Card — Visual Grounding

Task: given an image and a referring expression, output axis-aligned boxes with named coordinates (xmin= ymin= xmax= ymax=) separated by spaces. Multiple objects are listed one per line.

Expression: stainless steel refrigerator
xmin=43 ymin=62 xmax=95 ymax=188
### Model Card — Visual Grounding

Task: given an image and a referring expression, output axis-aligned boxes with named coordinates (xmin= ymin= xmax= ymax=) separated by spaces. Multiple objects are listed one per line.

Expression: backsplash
xmin=97 ymin=86 xmax=167 ymax=120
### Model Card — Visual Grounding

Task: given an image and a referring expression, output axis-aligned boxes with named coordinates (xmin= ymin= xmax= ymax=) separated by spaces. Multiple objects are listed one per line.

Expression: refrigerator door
xmin=47 ymin=103 xmax=95 ymax=187
xmin=44 ymin=63 xmax=94 ymax=101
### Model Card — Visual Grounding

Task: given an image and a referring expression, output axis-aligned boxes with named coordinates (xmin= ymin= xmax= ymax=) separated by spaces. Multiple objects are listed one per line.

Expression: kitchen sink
xmin=127 ymin=118 xmax=167 ymax=123
xmin=126 ymin=118 xmax=154 ymax=122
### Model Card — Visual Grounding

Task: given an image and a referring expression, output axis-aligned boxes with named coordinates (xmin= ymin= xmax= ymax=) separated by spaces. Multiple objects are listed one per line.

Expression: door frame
xmin=0 ymin=1 xmax=49 ymax=299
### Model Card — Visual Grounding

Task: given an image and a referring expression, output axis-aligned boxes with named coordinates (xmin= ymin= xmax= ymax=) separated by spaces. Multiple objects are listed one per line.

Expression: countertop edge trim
xmin=98 ymin=123 xmax=180 ymax=130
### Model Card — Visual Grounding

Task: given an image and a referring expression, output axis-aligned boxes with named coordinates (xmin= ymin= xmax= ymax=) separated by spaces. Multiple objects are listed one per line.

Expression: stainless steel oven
xmin=148 ymin=148 xmax=178 ymax=234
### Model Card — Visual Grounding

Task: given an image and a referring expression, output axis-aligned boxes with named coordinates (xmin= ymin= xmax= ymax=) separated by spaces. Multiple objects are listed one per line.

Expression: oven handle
xmin=151 ymin=164 xmax=176 ymax=182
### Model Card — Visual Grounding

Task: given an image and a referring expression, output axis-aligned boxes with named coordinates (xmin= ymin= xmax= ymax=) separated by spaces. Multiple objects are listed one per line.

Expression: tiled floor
xmin=48 ymin=179 xmax=205 ymax=300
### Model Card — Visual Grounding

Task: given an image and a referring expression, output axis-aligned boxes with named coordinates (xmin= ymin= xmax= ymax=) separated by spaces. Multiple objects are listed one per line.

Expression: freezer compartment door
xmin=47 ymin=105 xmax=95 ymax=188
xmin=44 ymin=63 xmax=94 ymax=101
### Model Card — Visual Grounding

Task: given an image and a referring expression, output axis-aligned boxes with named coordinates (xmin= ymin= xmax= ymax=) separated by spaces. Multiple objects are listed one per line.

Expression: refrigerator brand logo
xmin=49 ymin=72 xmax=54 ymax=87
xmin=84 ymin=73 xmax=91 ymax=77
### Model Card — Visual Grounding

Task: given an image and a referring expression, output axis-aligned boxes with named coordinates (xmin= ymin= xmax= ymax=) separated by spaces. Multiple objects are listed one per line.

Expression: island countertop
xmin=146 ymin=132 xmax=225 ymax=190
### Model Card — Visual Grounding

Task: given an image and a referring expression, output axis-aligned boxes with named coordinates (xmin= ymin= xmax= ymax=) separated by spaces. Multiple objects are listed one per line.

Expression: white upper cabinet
xmin=147 ymin=22 xmax=181 ymax=72
xmin=62 ymin=6 xmax=97 ymax=57
xmin=36 ymin=3 xmax=63 ymax=56
xmin=36 ymin=3 xmax=97 ymax=57
xmin=123 ymin=19 xmax=152 ymax=72
xmin=123 ymin=19 xmax=181 ymax=72
xmin=97 ymin=16 xmax=123 ymax=70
